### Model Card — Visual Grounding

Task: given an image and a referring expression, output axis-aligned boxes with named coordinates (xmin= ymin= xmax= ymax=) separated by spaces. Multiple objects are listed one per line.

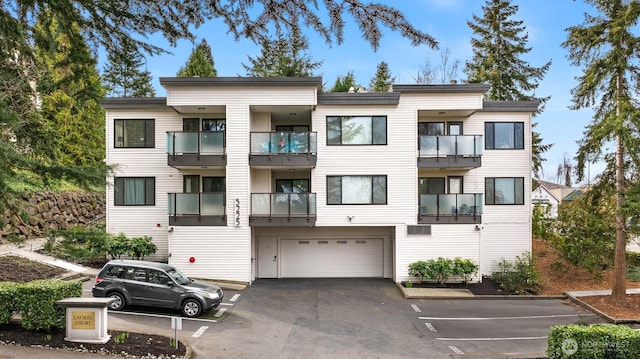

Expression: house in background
xmin=101 ymin=77 xmax=538 ymax=284
xmin=532 ymin=180 xmax=584 ymax=218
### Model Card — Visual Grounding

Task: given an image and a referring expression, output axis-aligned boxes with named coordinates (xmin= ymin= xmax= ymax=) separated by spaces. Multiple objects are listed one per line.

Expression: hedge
xmin=547 ymin=324 xmax=640 ymax=358
xmin=0 ymin=280 xmax=82 ymax=330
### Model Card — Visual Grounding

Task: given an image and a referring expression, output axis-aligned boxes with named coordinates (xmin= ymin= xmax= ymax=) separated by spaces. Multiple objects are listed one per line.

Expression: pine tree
xmin=369 ymin=61 xmax=395 ymax=92
xmin=35 ymin=9 xmax=106 ymax=167
xmin=103 ymin=39 xmax=155 ymax=97
xmin=243 ymin=28 xmax=322 ymax=77
xmin=563 ymin=0 xmax=640 ymax=303
xmin=464 ymin=0 xmax=553 ymax=178
xmin=177 ymin=39 xmax=217 ymax=77
xmin=330 ymin=71 xmax=359 ymax=92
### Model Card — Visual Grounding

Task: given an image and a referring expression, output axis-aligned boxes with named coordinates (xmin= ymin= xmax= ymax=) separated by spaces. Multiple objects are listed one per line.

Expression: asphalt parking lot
xmin=84 ymin=278 xmax=605 ymax=358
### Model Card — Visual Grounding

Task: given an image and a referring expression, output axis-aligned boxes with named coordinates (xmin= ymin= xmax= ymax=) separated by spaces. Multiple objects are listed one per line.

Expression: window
xmin=114 ymin=177 xmax=155 ymax=206
xmin=485 ymin=122 xmax=524 ymax=149
xmin=203 ymin=177 xmax=225 ymax=192
xmin=202 ymin=119 xmax=225 ymax=131
xmin=327 ymin=116 xmax=387 ymax=145
xmin=276 ymin=179 xmax=309 ymax=193
xmin=485 ymin=177 xmax=524 ymax=205
xmin=327 ymin=175 xmax=386 ymax=204
xmin=418 ymin=178 xmax=445 ymax=194
xmin=418 ymin=122 xmax=445 ymax=136
xmin=115 ymin=119 xmax=155 ymax=148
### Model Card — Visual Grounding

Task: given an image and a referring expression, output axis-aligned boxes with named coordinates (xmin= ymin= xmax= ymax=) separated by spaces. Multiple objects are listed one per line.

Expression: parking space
xmin=410 ymin=299 xmax=605 ymax=357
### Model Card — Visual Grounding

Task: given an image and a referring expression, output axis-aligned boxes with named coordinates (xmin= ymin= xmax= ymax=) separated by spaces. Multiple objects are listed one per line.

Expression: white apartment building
xmin=102 ymin=77 xmax=537 ymax=284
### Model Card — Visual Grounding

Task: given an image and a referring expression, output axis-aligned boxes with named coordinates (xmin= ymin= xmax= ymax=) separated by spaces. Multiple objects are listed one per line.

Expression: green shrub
xmin=627 ymin=251 xmax=640 ymax=267
xmin=492 ymin=252 xmax=542 ymax=294
xmin=547 ymin=324 xmax=640 ymax=358
xmin=14 ymin=280 xmax=83 ymax=331
xmin=0 ymin=282 xmax=18 ymax=324
xmin=127 ymin=235 xmax=157 ymax=260
xmin=626 ymin=266 xmax=640 ymax=282
xmin=532 ymin=203 xmax=555 ymax=240
xmin=408 ymin=261 xmax=430 ymax=283
xmin=452 ymin=257 xmax=478 ymax=284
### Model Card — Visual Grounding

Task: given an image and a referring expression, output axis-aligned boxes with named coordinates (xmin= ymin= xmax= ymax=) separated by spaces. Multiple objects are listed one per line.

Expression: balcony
xmin=166 ymin=131 xmax=226 ymax=168
xmin=418 ymin=135 xmax=482 ymax=169
xmin=250 ymin=193 xmax=316 ymax=226
xmin=168 ymin=193 xmax=226 ymax=226
xmin=418 ymin=193 xmax=482 ymax=224
xmin=249 ymin=132 xmax=317 ymax=168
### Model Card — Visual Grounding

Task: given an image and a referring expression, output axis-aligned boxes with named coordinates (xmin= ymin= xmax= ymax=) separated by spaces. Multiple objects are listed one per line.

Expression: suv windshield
xmin=166 ymin=268 xmax=191 ymax=285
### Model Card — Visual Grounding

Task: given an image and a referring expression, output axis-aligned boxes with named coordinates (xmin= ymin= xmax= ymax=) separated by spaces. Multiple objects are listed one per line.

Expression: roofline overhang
xmin=481 ymin=100 xmax=540 ymax=112
xmin=100 ymin=97 xmax=167 ymax=109
xmin=317 ymin=92 xmax=400 ymax=105
xmin=392 ymin=83 xmax=491 ymax=93
xmin=160 ymin=76 xmax=323 ymax=88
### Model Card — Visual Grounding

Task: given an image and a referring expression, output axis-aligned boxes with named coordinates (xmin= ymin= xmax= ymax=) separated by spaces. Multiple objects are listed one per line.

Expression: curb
xmin=564 ymin=292 xmax=640 ymax=324
xmin=397 ymin=283 xmax=566 ymax=300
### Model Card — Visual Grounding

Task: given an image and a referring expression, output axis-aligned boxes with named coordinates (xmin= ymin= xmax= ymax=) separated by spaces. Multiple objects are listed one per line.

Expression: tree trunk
xmin=612 ymin=72 xmax=627 ymax=303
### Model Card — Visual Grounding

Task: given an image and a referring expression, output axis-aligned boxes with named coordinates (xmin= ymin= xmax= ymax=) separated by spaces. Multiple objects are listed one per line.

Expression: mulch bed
xmin=0 ymin=322 xmax=186 ymax=358
xmin=408 ymin=276 xmax=517 ymax=295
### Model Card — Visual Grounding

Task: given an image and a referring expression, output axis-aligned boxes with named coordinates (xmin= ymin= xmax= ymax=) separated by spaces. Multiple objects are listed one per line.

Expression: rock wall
xmin=1 ymin=191 xmax=105 ymax=240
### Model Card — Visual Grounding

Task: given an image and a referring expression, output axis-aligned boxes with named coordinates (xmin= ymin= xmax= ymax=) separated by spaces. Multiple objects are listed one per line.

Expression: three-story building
xmin=102 ymin=77 xmax=537 ymax=284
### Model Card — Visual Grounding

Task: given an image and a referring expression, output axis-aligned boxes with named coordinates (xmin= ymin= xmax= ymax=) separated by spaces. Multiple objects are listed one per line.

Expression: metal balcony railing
xmin=418 ymin=135 xmax=482 ymax=158
xmin=418 ymin=193 xmax=483 ymax=224
xmin=250 ymin=132 xmax=317 ymax=155
xmin=166 ymin=131 xmax=225 ymax=155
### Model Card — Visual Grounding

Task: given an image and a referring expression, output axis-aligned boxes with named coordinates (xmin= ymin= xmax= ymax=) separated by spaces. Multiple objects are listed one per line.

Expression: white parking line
xmin=220 ymin=303 xmax=234 ymax=306
xmin=438 ymin=336 xmax=547 ymax=341
xmin=230 ymin=294 xmax=241 ymax=302
xmin=214 ymin=308 xmax=227 ymax=318
xmin=419 ymin=314 xmax=595 ymax=321
xmin=411 ymin=304 xmax=421 ymax=313
xmin=192 ymin=326 xmax=208 ymax=337
xmin=449 ymin=345 xmax=464 ymax=354
xmin=425 ymin=323 xmax=437 ymax=332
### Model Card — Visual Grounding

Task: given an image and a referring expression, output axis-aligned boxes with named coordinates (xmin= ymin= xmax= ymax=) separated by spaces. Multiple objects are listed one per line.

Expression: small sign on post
xmin=171 ymin=316 xmax=182 ymax=349
xmin=56 ymin=298 xmax=115 ymax=344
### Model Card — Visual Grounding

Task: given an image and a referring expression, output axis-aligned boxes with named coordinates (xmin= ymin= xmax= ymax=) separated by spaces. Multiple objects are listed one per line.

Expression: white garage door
xmin=280 ymin=239 xmax=383 ymax=278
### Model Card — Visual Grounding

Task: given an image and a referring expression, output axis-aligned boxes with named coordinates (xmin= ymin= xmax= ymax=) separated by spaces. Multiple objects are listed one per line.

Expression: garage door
xmin=280 ymin=239 xmax=383 ymax=278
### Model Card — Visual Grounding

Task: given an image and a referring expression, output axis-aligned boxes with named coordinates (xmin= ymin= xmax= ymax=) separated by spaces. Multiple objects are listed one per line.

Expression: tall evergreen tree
xmin=35 ymin=9 xmax=106 ymax=167
xmin=563 ymin=0 xmax=640 ymax=303
xmin=243 ymin=28 xmax=322 ymax=77
xmin=177 ymin=39 xmax=217 ymax=77
xmin=330 ymin=71 xmax=359 ymax=92
xmin=369 ymin=61 xmax=395 ymax=92
xmin=465 ymin=0 xmax=553 ymax=177
xmin=102 ymin=39 xmax=155 ymax=97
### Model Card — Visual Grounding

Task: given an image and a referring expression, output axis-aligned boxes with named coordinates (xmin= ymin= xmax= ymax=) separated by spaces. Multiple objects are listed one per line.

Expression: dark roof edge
xmin=481 ymin=100 xmax=540 ymax=112
xmin=392 ymin=84 xmax=490 ymax=93
xmin=100 ymin=97 xmax=167 ymax=109
xmin=317 ymin=92 xmax=400 ymax=105
xmin=160 ymin=77 xmax=323 ymax=87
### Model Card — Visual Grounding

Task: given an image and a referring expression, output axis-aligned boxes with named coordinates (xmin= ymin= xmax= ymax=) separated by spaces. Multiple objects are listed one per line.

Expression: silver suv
xmin=91 ymin=259 xmax=223 ymax=318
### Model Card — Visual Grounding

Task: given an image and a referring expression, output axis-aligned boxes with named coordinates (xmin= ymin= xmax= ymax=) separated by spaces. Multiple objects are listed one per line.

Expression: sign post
xmin=171 ymin=316 xmax=182 ymax=350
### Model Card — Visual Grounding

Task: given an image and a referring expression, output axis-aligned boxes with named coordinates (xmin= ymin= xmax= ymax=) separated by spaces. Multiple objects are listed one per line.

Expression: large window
xmin=485 ymin=177 xmax=524 ymax=205
xmin=114 ymin=177 xmax=155 ymax=206
xmin=327 ymin=116 xmax=387 ymax=145
xmin=327 ymin=175 xmax=387 ymax=204
xmin=485 ymin=122 xmax=524 ymax=149
xmin=115 ymin=119 xmax=155 ymax=148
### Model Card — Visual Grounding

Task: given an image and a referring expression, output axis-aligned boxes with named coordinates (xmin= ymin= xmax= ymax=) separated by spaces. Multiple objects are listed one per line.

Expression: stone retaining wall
xmin=1 ymin=191 xmax=105 ymax=240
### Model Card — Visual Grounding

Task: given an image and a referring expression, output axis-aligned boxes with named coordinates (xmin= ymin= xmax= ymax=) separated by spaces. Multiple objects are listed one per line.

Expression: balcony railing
xmin=168 ymin=192 xmax=226 ymax=226
xmin=249 ymin=131 xmax=317 ymax=167
xmin=418 ymin=193 xmax=483 ymax=224
xmin=250 ymin=192 xmax=316 ymax=226
xmin=166 ymin=131 xmax=226 ymax=167
xmin=418 ymin=135 xmax=482 ymax=169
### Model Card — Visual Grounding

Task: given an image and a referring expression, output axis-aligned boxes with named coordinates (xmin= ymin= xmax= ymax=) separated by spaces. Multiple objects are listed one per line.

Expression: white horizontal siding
xmin=394 ymin=224 xmax=482 ymax=283
xmin=312 ymin=105 xmax=417 ymax=227
xmin=168 ymin=226 xmax=251 ymax=282
xmin=166 ymin=86 xmax=316 ymax=106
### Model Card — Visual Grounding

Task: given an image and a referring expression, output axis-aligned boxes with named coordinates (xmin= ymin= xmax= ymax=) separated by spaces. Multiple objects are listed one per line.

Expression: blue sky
xmin=133 ymin=0 xmax=602 ymax=185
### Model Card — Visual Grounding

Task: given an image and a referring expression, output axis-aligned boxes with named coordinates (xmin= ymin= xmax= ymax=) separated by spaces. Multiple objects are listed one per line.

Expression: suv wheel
xmin=108 ymin=292 xmax=126 ymax=311
xmin=181 ymin=299 xmax=202 ymax=318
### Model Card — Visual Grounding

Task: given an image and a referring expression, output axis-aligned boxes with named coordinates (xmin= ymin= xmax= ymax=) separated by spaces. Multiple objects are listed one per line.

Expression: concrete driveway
xmin=86 ymin=278 xmax=605 ymax=358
